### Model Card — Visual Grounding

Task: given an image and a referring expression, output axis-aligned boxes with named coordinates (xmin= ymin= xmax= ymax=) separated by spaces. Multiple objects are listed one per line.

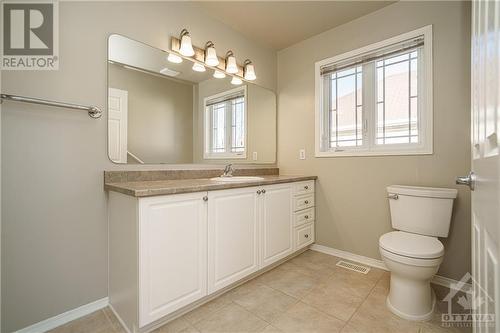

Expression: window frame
xmin=203 ymin=85 xmax=248 ymax=159
xmin=315 ymin=25 xmax=433 ymax=157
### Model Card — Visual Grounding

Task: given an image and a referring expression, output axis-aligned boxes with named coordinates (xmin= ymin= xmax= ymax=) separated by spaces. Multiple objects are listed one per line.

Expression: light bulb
xmin=213 ymin=70 xmax=226 ymax=79
xmin=179 ymin=30 xmax=195 ymax=57
xmin=192 ymin=62 xmax=206 ymax=72
xmin=205 ymin=42 xmax=219 ymax=67
xmin=167 ymin=53 xmax=182 ymax=64
xmin=225 ymin=51 xmax=238 ymax=74
xmin=231 ymin=77 xmax=243 ymax=85
xmin=244 ymin=60 xmax=256 ymax=81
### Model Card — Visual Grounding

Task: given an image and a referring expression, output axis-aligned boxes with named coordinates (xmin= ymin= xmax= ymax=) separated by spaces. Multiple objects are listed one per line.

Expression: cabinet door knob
xmin=304 ymin=200 xmax=309 ymax=204
xmin=203 ymin=196 xmax=208 ymax=201
xmin=262 ymin=189 xmax=266 ymax=194
xmin=304 ymin=215 xmax=309 ymax=219
xmin=304 ymin=186 xmax=309 ymax=190
xmin=305 ymin=234 xmax=309 ymax=238
xmin=257 ymin=190 xmax=262 ymax=195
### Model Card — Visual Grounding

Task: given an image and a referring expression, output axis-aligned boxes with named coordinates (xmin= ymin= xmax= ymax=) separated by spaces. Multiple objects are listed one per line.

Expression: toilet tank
xmin=387 ymin=185 xmax=458 ymax=237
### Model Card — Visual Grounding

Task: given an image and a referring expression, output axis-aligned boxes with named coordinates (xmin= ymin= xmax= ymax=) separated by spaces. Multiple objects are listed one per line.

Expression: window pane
xmin=329 ymin=66 xmax=363 ymax=148
xmin=376 ymin=50 xmax=419 ymax=145
xmin=212 ymin=104 xmax=226 ymax=152
xmin=231 ymin=97 xmax=245 ymax=152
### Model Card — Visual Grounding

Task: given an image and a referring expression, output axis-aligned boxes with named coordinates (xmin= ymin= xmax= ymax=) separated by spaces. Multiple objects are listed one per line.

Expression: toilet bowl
xmin=379 ymin=231 xmax=444 ymax=320
xmin=380 ymin=185 xmax=457 ymax=321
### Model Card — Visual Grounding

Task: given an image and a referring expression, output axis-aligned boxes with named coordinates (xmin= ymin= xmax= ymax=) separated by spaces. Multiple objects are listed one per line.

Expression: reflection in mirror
xmin=107 ymin=34 xmax=276 ymax=164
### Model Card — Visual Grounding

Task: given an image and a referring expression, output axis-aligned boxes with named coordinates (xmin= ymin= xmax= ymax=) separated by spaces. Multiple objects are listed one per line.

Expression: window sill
xmin=315 ymin=148 xmax=433 ymax=158
xmin=203 ymin=153 xmax=247 ymax=160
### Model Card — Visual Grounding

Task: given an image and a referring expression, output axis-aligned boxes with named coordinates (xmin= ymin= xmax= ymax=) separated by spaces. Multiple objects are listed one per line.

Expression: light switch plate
xmin=299 ymin=149 xmax=306 ymax=160
xmin=252 ymin=152 xmax=258 ymax=161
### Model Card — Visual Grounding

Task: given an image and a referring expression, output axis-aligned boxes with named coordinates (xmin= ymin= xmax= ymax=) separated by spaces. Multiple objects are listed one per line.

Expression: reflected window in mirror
xmin=204 ymin=86 xmax=247 ymax=159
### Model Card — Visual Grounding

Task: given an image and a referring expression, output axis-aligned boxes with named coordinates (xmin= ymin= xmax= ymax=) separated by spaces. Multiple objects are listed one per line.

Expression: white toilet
xmin=379 ymin=185 xmax=457 ymax=321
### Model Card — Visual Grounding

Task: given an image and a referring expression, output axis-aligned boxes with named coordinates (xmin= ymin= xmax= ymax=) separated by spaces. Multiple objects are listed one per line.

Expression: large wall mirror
xmin=107 ymin=34 xmax=276 ymax=164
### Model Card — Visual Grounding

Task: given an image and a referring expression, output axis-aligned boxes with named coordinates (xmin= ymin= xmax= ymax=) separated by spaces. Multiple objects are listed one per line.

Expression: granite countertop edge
xmin=105 ymin=175 xmax=317 ymax=197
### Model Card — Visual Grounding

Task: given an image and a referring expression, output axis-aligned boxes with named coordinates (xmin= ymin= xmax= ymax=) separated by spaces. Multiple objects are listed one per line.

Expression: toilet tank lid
xmin=387 ymin=185 xmax=457 ymax=199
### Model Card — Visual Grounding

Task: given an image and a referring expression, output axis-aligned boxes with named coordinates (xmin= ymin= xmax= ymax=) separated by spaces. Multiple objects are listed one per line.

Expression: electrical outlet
xmin=299 ymin=149 xmax=306 ymax=160
xmin=252 ymin=152 xmax=258 ymax=161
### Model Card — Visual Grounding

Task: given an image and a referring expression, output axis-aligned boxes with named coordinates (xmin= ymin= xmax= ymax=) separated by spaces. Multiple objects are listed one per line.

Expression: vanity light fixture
xmin=179 ymin=29 xmax=195 ymax=57
xmin=192 ymin=62 xmax=206 ymax=72
xmin=225 ymin=51 xmax=238 ymax=74
xmin=231 ymin=76 xmax=243 ymax=85
xmin=167 ymin=53 xmax=183 ymax=64
xmin=213 ymin=70 xmax=226 ymax=79
xmin=204 ymin=41 xmax=219 ymax=67
xmin=243 ymin=60 xmax=256 ymax=81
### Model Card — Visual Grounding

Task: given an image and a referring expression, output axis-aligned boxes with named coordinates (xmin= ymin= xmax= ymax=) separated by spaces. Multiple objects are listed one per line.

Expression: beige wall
xmin=193 ymin=81 xmax=277 ymax=164
xmin=277 ymin=1 xmax=471 ymax=280
xmin=1 ymin=2 xmax=276 ymax=332
xmin=109 ymin=64 xmax=194 ymax=164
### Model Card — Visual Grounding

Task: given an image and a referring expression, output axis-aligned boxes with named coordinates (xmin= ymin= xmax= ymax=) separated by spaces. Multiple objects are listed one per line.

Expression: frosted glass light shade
xmin=205 ymin=46 xmax=219 ymax=67
xmin=192 ymin=62 xmax=206 ymax=72
xmin=226 ymin=54 xmax=238 ymax=74
xmin=231 ymin=77 xmax=243 ymax=85
xmin=179 ymin=34 xmax=195 ymax=56
xmin=213 ymin=70 xmax=226 ymax=79
xmin=167 ymin=53 xmax=183 ymax=64
xmin=244 ymin=62 xmax=256 ymax=81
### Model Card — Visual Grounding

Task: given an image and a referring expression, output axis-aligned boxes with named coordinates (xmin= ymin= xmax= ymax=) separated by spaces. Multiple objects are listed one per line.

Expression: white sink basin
xmin=210 ymin=176 xmax=264 ymax=182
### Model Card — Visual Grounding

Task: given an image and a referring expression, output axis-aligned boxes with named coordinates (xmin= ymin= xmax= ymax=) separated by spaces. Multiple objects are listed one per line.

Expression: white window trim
xmin=314 ymin=25 xmax=433 ymax=157
xmin=203 ymin=85 xmax=248 ymax=160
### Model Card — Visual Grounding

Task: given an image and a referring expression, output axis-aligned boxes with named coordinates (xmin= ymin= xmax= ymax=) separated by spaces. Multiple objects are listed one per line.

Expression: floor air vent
xmin=336 ymin=260 xmax=370 ymax=274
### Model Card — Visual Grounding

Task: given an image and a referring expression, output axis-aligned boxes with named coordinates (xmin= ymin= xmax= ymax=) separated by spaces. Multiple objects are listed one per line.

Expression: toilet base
xmin=386 ymin=287 xmax=436 ymax=321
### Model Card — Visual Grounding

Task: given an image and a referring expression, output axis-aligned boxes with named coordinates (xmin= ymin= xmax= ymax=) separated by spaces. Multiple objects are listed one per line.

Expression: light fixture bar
xmin=170 ymin=35 xmax=247 ymax=79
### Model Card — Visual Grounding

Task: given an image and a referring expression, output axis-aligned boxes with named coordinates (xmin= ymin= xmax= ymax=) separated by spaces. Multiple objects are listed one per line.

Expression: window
xmin=315 ymin=26 xmax=432 ymax=157
xmin=204 ymin=86 xmax=247 ymax=159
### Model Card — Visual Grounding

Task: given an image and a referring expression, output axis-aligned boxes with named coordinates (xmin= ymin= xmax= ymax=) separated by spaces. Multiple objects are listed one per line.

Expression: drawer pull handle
xmin=305 ymin=234 xmax=309 ymax=238
xmin=304 ymin=215 xmax=309 ymax=219
xmin=262 ymin=189 xmax=266 ymax=194
xmin=304 ymin=186 xmax=309 ymax=190
xmin=304 ymin=200 xmax=309 ymax=204
xmin=257 ymin=190 xmax=262 ymax=195
xmin=203 ymin=196 xmax=208 ymax=202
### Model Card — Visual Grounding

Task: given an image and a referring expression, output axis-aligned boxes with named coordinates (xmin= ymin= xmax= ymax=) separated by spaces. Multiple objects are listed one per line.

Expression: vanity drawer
xmin=295 ymin=223 xmax=314 ymax=250
xmin=293 ymin=194 xmax=315 ymax=212
xmin=294 ymin=181 xmax=315 ymax=196
xmin=294 ymin=207 xmax=315 ymax=227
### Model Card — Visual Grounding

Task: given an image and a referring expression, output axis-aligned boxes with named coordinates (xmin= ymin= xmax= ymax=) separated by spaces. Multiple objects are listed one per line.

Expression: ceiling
xmin=194 ymin=1 xmax=396 ymax=51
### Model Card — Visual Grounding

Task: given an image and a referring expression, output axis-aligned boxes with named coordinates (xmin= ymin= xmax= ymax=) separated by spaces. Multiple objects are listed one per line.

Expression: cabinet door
xmin=208 ymin=187 xmax=259 ymax=293
xmin=261 ymin=183 xmax=293 ymax=267
xmin=139 ymin=192 xmax=208 ymax=327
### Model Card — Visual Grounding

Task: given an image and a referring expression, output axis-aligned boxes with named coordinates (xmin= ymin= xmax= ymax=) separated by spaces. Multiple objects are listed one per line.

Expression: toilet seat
xmin=379 ymin=231 xmax=444 ymax=260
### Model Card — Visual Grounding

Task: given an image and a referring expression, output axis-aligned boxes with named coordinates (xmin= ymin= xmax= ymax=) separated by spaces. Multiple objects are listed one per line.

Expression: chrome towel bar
xmin=0 ymin=93 xmax=102 ymax=119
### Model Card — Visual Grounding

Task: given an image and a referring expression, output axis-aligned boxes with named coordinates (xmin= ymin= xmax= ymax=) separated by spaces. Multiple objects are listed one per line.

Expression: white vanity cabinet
xmin=260 ymin=183 xmax=294 ymax=267
xmin=138 ymin=192 xmax=208 ymax=327
xmin=208 ymin=187 xmax=260 ymax=293
xmin=108 ymin=179 xmax=315 ymax=333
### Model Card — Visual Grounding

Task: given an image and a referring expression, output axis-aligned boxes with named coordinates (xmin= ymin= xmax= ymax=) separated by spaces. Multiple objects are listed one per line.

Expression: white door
xmin=208 ymin=187 xmax=259 ymax=293
xmin=138 ymin=192 xmax=208 ymax=327
xmin=108 ymin=88 xmax=128 ymax=163
xmin=261 ymin=183 xmax=293 ymax=267
xmin=465 ymin=2 xmax=500 ymax=332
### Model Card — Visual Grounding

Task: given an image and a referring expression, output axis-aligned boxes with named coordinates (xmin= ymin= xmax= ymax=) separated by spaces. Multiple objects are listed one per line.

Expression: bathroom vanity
xmin=105 ymin=170 xmax=316 ymax=333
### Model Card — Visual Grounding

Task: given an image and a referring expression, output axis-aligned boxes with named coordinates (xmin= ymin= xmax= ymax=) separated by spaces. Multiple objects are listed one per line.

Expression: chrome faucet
xmin=221 ymin=164 xmax=234 ymax=177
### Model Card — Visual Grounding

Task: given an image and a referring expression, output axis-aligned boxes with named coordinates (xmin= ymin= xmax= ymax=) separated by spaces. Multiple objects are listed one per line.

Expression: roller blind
xmin=320 ymin=36 xmax=424 ymax=76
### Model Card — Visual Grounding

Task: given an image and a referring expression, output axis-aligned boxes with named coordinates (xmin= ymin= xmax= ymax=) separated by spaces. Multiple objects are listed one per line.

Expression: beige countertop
xmin=105 ymin=175 xmax=317 ymax=197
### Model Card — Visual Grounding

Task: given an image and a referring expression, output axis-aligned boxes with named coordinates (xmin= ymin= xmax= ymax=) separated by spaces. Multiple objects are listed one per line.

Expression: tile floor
xmin=48 ymin=250 xmax=472 ymax=333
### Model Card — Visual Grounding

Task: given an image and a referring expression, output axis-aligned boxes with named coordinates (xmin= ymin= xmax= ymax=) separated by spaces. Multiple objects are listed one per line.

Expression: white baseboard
xmin=310 ymin=244 xmax=471 ymax=294
xmin=14 ymin=297 xmax=109 ymax=333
